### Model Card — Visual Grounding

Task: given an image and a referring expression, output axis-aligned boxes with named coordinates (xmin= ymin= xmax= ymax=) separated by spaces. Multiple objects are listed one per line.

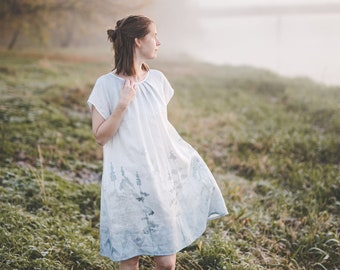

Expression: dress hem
xmin=100 ymin=211 xmax=228 ymax=262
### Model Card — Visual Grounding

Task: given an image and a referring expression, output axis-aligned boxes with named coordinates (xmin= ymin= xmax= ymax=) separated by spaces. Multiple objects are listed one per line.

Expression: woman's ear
xmin=135 ymin=38 xmax=142 ymax=48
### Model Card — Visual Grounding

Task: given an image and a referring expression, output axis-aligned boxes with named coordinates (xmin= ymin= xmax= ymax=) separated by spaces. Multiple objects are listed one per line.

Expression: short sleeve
xmin=87 ymin=77 xmax=111 ymax=119
xmin=162 ymin=73 xmax=174 ymax=104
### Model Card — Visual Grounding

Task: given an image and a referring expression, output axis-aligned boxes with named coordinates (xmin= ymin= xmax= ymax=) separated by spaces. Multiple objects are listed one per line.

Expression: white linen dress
xmin=87 ymin=69 xmax=228 ymax=262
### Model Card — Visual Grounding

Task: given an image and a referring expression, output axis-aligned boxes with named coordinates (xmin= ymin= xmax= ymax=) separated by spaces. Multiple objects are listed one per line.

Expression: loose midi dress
xmin=87 ymin=70 xmax=228 ymax=262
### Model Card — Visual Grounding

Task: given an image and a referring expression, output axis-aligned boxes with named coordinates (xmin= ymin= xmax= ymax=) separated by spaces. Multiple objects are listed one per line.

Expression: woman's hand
xmin=118 ymin=79 xmax=137 ymax=108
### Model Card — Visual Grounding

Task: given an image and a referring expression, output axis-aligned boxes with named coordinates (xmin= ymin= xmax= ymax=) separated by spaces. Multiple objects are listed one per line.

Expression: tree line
xmin=0 ymin=0 xmax=152 ymax=50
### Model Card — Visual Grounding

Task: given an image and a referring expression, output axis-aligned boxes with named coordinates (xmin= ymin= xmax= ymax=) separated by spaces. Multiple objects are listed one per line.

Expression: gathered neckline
xmin=110 ymin=70 xmax=150 ymax=84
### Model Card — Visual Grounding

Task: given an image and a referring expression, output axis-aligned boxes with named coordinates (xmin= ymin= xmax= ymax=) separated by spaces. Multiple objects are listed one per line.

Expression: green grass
xmin=0 ymin=51 xmax=339 ymax=269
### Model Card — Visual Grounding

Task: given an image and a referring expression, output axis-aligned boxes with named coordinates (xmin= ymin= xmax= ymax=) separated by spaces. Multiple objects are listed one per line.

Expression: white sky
xmin=196 ymin=0 xmax=339 ymax=7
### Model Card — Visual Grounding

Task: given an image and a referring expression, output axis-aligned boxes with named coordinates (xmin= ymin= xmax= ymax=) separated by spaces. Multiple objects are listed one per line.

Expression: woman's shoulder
xmin=96 ymin=72 xmax=117 ymax=83
xmin=94 ymin=72 xmax=123 ymax=89
xmin=149 ymin=69 xmax=167 ymax=81
xmin=91 ymin=73 xmax=122 ymax=96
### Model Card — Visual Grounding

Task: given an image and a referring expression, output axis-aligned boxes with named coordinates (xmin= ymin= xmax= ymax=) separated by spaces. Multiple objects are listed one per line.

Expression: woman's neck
xmin=130 ymin=61 xmax=147 ymax=82
xmin=115 ymin=64 xmax=147 ymax=83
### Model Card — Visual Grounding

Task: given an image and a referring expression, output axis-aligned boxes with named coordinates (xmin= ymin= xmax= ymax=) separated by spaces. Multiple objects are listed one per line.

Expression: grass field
xmin=0 ymin=51 xmax=339 ymax=270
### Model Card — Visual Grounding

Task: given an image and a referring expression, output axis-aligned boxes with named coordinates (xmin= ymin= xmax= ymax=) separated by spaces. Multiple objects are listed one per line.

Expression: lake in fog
xmin=193 ymin=13 xmax=340 ymax=86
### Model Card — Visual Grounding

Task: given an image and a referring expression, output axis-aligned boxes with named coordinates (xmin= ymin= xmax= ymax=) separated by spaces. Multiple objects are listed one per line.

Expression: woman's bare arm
xmin=91 ymin=79 xmax=136 ymax=145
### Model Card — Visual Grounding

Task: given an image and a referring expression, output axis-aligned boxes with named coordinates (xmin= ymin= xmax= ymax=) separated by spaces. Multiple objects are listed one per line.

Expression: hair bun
xmin=107 ymin=29 xmax=116 ymax=43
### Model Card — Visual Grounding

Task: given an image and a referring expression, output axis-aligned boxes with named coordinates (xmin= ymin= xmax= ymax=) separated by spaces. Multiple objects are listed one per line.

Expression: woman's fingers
xmin=119 ymin=79 xmax=137 ymax=107
xmin=123 ymin=79 xmax=131 ymax=88
xmin=124 ymin=79 xmax=136 ymax=92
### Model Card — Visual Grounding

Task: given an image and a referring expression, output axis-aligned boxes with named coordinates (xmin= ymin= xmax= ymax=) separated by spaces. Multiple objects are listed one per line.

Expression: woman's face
xmin=136 ymin=23 xmax=161 ymax=60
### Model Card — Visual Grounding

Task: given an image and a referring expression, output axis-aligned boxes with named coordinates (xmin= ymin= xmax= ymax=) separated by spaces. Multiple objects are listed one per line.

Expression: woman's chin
xmin=150 ymin=54 xmax=158 ymax=60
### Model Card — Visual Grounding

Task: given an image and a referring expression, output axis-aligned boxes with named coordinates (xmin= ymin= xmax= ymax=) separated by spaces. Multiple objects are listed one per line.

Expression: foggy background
xmin=1 ymin=0 xmax=339 ymax=86
xmin=144 ymin=0 xmax=340 ymax=86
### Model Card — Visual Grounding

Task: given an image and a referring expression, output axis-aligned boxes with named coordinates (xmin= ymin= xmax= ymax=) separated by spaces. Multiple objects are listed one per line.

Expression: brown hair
xmin=107 ymin=15 xmax=152 ymax=76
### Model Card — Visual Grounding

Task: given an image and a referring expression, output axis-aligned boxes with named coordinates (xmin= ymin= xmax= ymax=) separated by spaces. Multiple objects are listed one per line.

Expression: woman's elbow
xmin=95 ymin=138 xmax=105 ymax=146
xmin=93 ymin=132 xmax=107 ymax=146
xmin=91 ymin=123 xmax=116 ymax=145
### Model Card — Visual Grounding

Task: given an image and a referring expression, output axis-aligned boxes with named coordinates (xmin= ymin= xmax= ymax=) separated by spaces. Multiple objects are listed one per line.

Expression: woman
xmin=88 ymin=15 xmax=228 ymax=270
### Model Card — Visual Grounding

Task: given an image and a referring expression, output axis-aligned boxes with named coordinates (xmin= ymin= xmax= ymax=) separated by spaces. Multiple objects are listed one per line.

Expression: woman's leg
xmin=154 ymin=254 xmax=176 ymax=270
xmin=120 ymin=256 xmax=140 ymax=270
